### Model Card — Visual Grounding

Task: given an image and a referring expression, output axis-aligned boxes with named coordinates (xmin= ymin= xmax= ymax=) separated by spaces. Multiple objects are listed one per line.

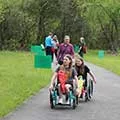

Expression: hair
xmin=52 ymin=35 xmax=57 ymax=40
xmin=49 ymin=32 xmax=53 ymax=36
xmin=60 ymin=54 xmax=73 ymax=80
xmin=64 ymin=35 xmax=70 ymax=40
xmin=75 ymin=57 xmax=85 ymax=75
xmin=80 ymin=37 xmax=84 ymax=40
xmin=64 ymin=54 xmax=73 ymax=68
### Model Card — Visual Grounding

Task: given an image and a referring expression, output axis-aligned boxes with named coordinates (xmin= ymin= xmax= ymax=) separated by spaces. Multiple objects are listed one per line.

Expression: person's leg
xmin=65 ymin=84 xmax=71 ymax=93
xmin=51 ymin=52 xmax=53 ymax=61
xmin=45 ymin=47 xmax=49 ymax=55
xmin=57 ymin=84 xmax=63 ymax=103
xmin=65 ymin=84 xmax=72 ymax=104
xmin=55 ymin=49 xmax=57 ymax=58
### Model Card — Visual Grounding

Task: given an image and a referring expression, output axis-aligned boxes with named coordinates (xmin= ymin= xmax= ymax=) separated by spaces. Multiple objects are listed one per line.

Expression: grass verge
xmin=84 ymin=50 xmax=120 ymax=75
xmin=0 ymin=51 xmax=52 ymax=117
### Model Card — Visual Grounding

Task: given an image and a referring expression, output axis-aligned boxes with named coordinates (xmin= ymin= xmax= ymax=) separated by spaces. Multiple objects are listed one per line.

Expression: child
xmin=75 ymin=57 xmax=96 ymax=98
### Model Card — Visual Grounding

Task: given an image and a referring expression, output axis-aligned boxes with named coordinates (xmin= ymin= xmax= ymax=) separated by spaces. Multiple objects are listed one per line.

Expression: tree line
xmin=0 ymin=0 xmax=120 ymax=53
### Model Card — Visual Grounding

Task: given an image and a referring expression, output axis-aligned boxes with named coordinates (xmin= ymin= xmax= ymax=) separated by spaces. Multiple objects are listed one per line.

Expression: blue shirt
xmin=45 ymin=36 xmax=53 ymax=47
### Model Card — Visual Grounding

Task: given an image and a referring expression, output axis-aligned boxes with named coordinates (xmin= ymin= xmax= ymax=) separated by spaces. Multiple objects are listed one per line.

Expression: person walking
xmin=45 ymin=32 xmax=53 ymax=56
xmin=57 ymin=35 xmax=75 ymax=65
xmin=78 ymin=37 xmax=86 ymax=58
xmin=51 ymin=35 xmax=59 ymax=58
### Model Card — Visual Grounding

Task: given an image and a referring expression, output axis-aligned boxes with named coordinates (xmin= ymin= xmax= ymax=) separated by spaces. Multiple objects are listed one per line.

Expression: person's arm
xmin=88 ymin=71 xmax=96 ymax=84
xmin=78 ymin=43 xmax=82 ymax=52
xmin=49 ymin=72 xmax=57 ymax=91
xmin=74 ymin=75 xmax=79 ymax=95
xmin=70 ymin=45 xmax=75 ymax=58
xmin=57 ymin=44 xmax=62 ymax=61
xmin=56 ymin=40 xmax=59 ymax=46
xmin=74 ymin=75 xmax=79 ymax=88
xmin=50 ymin=38 xmax=54 ymax=47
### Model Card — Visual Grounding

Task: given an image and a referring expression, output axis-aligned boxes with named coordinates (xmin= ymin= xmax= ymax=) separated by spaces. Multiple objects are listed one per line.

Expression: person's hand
xmin=93 ymin=79 xmax=96 ymax=84
xmin=49 ymin=84 xmax=53 ymax=91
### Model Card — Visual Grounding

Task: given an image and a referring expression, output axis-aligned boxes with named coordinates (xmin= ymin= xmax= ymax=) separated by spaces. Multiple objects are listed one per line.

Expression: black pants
xmin=45 ymin=46 xmax=52 ymax=55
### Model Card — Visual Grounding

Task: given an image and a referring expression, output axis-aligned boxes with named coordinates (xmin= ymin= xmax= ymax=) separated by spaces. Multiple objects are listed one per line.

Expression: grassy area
xmin=84 ymin=50 xmax=120 ymax=75
xmin=0 ymin=51 xmax=52 ymax=117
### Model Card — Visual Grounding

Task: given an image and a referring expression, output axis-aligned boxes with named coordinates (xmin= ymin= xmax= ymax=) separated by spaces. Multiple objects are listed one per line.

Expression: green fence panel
xmin=98 ymin=50 xmax=104 ymax=58
xmin=34 ymin=54 xmax=52 ymax=68
xmin=31 ymin=45 xmax=45 ymax=56
xmin=31 ymin=45 xmax=41 ymax=53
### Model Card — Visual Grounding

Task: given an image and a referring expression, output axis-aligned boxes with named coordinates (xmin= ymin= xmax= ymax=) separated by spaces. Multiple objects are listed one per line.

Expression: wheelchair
xmin=49 ymin=81 xmax=78 ymax=109
xmin=78 ymin=76 xmax=94 ymax=102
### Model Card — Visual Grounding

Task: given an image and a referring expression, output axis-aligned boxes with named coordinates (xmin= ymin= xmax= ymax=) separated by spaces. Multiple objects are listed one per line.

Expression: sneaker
xmin=66 ymin=99 xmax=69 ymax=104
xmin=58 ymin=98 xmax=63 ymax=104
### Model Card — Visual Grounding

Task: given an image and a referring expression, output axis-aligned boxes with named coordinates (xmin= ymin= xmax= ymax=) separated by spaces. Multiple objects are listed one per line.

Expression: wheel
xmin=76 ymin=95 xmax=79 ymax=105
xmin=85 ymin=92 xmax=89 ymax=102
xmin=88 ymin=80 xmax=93 ymax=99
xmin=72 ymin=99 xmax=76 ymax=109
xmin=50 ymin=93 xmax=55 ymax=109
xmin=90 ymin=80 xmax=93 ymax=96
xmin=69 ymin=91 xmax=76 ymax=109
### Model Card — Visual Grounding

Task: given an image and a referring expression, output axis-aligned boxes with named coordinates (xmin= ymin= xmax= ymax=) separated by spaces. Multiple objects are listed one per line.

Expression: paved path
xmin=1 ymin=62 xmax=120 ymax=120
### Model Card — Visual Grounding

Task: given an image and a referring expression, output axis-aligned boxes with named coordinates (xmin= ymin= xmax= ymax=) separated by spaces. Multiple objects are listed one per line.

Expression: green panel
xmin=31 ymin=45 xmax=41 ymax=52
xmin=34 ymin=55 xmax=52 ymax=68
xmin=98 ymin=50 xmax=104 ymax=58
xmin=31 ymin=45 xmax=45 ymax=56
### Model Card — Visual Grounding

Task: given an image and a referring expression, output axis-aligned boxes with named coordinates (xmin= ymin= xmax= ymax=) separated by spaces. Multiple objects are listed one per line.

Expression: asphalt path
xmin=1 ymin=62 xmax=120 ymax=120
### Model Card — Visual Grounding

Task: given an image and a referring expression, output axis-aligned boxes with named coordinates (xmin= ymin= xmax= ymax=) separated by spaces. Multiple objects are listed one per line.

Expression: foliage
xmin=78 ymin=0 xmax=120 ymax=51
xmin=0 ymin=0 xmax=119 ymax=52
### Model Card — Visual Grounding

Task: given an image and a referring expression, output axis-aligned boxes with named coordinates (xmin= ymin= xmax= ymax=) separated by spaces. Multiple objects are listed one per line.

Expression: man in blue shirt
xmin=45 ymin=32 xmax=53 ymax=55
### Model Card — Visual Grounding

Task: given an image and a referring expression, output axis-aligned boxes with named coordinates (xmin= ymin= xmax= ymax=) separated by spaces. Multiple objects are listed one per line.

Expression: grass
xmin=84 ymin=50 xmax=120 ymax=75
xmin=0 ymin=51 xmax=52 ymax=117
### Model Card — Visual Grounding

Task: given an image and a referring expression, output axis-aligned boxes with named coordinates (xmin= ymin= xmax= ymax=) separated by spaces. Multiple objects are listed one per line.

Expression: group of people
xmin=44 ymin=32 xmax=96 ymax=104
xmin=45 ymin=32 xmax=86 ymax=62
xmin=49 ymin=54 xmax=96 ymax=104
xmin=45 ymin=32 xmax=59 ymax=60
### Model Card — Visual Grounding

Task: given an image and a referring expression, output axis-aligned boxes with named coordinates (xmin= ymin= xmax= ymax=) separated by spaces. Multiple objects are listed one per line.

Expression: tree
xmin=77 ymin=0 xmax=120 ymax=52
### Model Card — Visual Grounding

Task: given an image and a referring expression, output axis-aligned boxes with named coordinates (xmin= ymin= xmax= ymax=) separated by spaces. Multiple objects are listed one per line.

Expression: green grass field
xmin=84 ymin=50 xmax=120 ymax=75
xmin=0 ymin=51 xmax=52 ymax=117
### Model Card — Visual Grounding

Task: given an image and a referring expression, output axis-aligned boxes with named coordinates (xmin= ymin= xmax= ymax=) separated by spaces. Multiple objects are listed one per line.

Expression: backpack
xmin=83 ymin=45 xmax=87 ymax=54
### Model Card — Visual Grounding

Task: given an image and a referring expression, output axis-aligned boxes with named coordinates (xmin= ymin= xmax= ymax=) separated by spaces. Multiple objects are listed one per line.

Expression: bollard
xmin=34 ymin=54 xmax=52 ymax=68
xmin=31 ymin=45 xmax=52 ymax=68
xmin=98 ymin=50 xmax=104 ymax=58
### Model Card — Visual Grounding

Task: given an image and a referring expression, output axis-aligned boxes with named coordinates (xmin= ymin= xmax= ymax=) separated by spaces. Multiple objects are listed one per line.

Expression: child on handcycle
xmin=75 ymin=57 xmax=96 ymax=99
xmin=49 ymin=54 xmax=79 ymax=104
